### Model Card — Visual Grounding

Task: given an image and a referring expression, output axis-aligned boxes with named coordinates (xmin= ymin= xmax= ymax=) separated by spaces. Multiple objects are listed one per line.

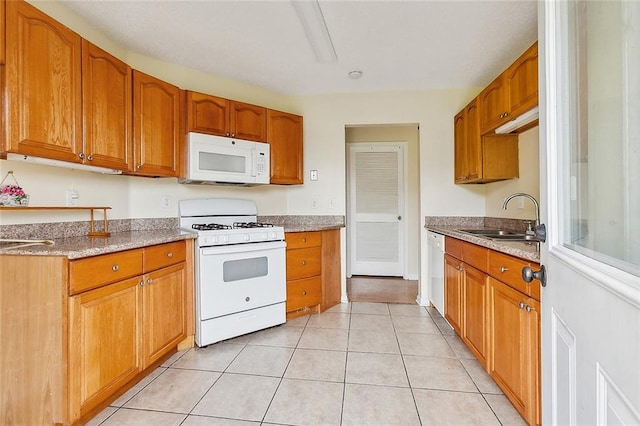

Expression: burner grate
xmin=192 ymin=223 xmax=233 ymax=231
xmin=233 ymin=222 xmax=274 ymax=229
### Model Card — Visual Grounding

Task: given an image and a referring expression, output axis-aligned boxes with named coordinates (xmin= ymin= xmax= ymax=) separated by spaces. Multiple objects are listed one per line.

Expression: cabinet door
xmin=507 ymin=42 xmax=538 ymax=119
xmin=1 ymin=0 xmax=5 ymax=64
xmin=5 ymin=1 xmax=82 ymax=162
xmin=464 ymin=100 xmax=482 ymax=181
xmin=488 ymin=277 xmax=539 ymax=425
xmin=267 ymin=109 xmax=303 ymax=184
xmin=444 ymin=254 xmax=463 ymax=335
xmin=453 ymin=109 xmax=467 ymax=183
xmin=68 ymin=277 xmax=142 ymax=418
xmin=132 ymin=70 xmax=181 ymax=176
xmin=186 ymin=91 xmax=229 ymax=136
xmin=229 ymin=101 xmax=266 ymax=142
xmin=479 ymin=74 xmax=510 ymax=134
xmin=82 ymin=40 xmax=132 ymax=171
xmin=462 ymin=265 xmax=488 ymax=366
xmin=142 ymin=263 xmax=186 ymax=368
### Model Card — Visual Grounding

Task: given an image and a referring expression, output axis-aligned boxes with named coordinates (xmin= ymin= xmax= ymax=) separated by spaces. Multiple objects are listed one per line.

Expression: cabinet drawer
xmin=488 ymin=251 xmax=540 ymax=300
xmin=286 ymin=277 xmax=322 ymax=311
xmin=445 ymin=236 xmax=464 ymax=259
xmin=286 ymin=247 xmax=321 ymax=280
xmin=285 ymin=232 xmax=321 ymax=249
xmin=463 ymin=242 xmax=489 ymax=271
xmin=143 ymin=241 xmax=186 ymax=272
xmin=69 ymin=249 xmax=143 ymax=295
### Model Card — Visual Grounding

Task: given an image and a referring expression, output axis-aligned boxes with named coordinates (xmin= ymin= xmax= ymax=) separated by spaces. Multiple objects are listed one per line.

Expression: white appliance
xmin=179 ymin=198 xmax=286 ymax=347
xmin=427 ymin=231 xmax=445 ymax=316
xmin=179 ymin=133 xmax=270 ymax=186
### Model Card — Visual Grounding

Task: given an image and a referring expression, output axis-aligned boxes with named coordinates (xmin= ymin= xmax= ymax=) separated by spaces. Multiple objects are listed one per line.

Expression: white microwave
xmin=180 ymin=133 xmax=270 ymax=185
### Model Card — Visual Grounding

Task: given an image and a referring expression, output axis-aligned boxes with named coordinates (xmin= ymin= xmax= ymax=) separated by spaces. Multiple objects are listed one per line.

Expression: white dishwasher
xmin=427 ymin=231 xmax=445 ymax=316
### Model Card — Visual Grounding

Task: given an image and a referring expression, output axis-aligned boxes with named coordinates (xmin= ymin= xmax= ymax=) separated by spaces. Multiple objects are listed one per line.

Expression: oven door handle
xmin=200 ymin=240 xmax=286 ymax=256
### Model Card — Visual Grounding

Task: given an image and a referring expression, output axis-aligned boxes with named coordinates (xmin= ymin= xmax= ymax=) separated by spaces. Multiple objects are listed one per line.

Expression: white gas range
xmin=179 ymin=198 xmax=286 ymax=347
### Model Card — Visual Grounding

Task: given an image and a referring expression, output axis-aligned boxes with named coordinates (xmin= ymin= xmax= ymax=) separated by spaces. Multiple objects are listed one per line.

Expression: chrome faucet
xmin=502 ymin=193 xmax=540 ymax=235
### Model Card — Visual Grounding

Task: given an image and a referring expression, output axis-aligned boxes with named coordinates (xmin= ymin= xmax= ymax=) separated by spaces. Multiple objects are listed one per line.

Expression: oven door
xmin=198 ymin=240 xmax=286 ymax=319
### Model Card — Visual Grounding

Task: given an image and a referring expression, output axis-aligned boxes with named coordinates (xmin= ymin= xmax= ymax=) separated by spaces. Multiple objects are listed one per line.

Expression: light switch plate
xmin=310 ymin=170 xmax=318 ymax=181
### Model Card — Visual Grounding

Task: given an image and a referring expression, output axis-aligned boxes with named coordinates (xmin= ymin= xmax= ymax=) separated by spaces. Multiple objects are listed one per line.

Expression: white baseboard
xmin=416 ymin=294 xmax=430 ymax=306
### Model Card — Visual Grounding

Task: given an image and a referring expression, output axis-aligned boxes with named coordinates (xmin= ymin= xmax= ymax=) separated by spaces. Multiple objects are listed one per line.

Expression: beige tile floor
xmin=88 ymin=302 xmax=527 ymax=426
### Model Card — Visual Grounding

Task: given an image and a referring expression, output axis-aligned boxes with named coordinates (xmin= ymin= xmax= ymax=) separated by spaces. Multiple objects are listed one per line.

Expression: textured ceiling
xmin=59 ymin=0 xmax=538 ymax=96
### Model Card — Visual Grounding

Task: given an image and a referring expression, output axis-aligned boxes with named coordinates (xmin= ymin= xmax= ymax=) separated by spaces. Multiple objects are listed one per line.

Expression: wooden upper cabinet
xmin=1 ymin=0 xmax=5 ymax=64
xmin=82 ymin=40 xmax=132 ymax=171
xmin=267 ymin=109 xmax=303 ymax=185
xmin=230 ymin=101 xmax=267 ymax=142
xmin=4 ymin=0 xmax=83 ymax=162
xmin=479 ymin=74 xmax=510 ymax=134
xmin=507 ymin=42 xmax=539 ymax=119
xmin=185 ymin=91 xmax=267 ymax=142
xmin=186 ymin=91 xmax=229 ymax=136
xmin=454 ymin=99 xmax=482 ymax=183
xmin=479 ymin=41 xmax=538 ymax=134
xmin=132 ymin=70 xmax=182 ymax=177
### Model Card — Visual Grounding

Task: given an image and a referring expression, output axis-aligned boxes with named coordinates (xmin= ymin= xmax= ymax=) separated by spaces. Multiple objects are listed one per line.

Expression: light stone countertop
xmin=260 ymin=215 xmax=345 ymax=233
xmin=0 ymin=229 xmax=197 ymax=259
xmin=426 ymin=225 xmax=540 ymax=263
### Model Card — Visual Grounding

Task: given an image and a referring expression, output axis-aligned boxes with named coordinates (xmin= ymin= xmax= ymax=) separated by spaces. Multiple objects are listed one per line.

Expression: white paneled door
xmin=347 ymin=143 xmax=406 ymax=277
xmin=541 ymin=1 xmax=640 ymax=424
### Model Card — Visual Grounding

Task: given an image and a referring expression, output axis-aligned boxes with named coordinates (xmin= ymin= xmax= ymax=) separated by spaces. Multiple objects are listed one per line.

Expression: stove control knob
xmin=244 ymin=235 xmax=250 ymax=241
xmin=270 ymin=232 xmax=277 ymax=239
xmin=261 ymin=233 xmax=267 ymax=239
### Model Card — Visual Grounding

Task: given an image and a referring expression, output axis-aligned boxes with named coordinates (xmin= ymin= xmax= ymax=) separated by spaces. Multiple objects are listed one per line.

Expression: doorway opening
xmin=345 ymin=124 xmax=420 ymax=304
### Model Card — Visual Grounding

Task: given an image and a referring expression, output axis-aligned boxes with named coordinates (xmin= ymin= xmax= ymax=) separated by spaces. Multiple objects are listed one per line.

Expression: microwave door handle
xmin=251 ymin=148 xmax=257 ymax=177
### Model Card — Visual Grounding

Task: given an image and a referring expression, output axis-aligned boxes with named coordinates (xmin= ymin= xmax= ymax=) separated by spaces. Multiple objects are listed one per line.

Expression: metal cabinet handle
xmin=231 ymin=133 xmax=235 ymax=137
xmin=499 ymin=266 xmax=508 ymax=273
xmin=136 ymin=165 xmax=142 ymax=170
xmin=225 ymin=132 xmax=230 ymax=137
xmin=518 ymin=301 xmax=525 ymax=309
xmin=167 ymin=251 xmax=173 ymax=258
xmin=140 ymin=280 xmax=144 ymax=286
xmin=302 ymin=291 xmax=307 ymax=295
xmin=301 ymin=260 xmax=307 ymax=265
xmin=112 ymin=264 xmax=119 ymax=272
xmin=302 ymin=237 xmax=307 ymax=242
xmin=146 ymin=278 xmax=153 ymax=285
xmin=78 ymin=152 xmax=85 ymax=159
xmin=87 ymin=154 xmax=93 ymax=161
xmin=525 ymin=305 xmax=532 ymax=313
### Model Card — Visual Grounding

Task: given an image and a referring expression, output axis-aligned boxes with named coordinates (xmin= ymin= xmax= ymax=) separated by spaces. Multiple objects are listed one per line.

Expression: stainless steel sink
xmin=0 ymin=239 xmax=55 ymax=249
xmin=459 ymin=229 xmax=540 ymax=242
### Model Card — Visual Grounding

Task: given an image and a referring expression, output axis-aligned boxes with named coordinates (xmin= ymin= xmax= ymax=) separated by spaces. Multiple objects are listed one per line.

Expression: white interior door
xmin=541 ymin=1 xmax=640 ymax=424
xmin=347 ymin=143 xmax=405 ymax=277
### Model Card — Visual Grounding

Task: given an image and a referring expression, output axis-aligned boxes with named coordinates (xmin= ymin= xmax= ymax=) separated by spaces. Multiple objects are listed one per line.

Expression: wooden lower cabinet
xmin=444 ymin=236 xmax=540 ymax=425
xmin=488 ymin=277 xmax=540 ymax=426
xmin=0 ymin=240 xmax=193 ymax=425
xmin=462 ymin=265 xmax=488 ymax=365
xmin=69 ymin=277 xmax=142 ymax=419
xmin=444 ymin=254 xmax=463 ymax=335
xmin=285 ymin=229 xmax=341 ymax=319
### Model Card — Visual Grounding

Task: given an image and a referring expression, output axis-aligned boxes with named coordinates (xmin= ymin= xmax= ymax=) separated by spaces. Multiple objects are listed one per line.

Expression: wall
xmin=344 ymin=125 xmax=420 ymax=279
xmin=485 ymin=126 xmax=541 ymax=222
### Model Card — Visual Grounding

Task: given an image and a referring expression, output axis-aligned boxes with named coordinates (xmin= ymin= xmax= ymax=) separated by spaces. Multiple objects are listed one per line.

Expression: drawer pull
xmin=302 ymin=291 xmax=307 ymax=295
xmin=499 ymin=266 xmax=508 ymax=273
xmin=302 ymin=237 xmax=307 ymax=242
xmin=518 ymin=301 xmax=525 ymax=309
xmin=302 ymin=260 xmax=307 ymax=266
xmin=167 ymin=251 xmax=173 ymax=258
xmin=112 ymin=264 xmax=119 ymax=272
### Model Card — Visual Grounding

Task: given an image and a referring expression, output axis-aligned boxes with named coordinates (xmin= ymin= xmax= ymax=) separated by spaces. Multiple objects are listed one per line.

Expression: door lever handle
xmin=522 ymin=265 xmax=547 ymax=287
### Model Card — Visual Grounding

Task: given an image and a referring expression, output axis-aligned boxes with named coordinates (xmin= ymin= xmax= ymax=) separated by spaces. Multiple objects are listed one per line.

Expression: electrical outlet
xmin=312 ymin=198 xmax=320 ymax=209
xmin=66 ymin=189 xmax=79 ymax=206
xmin=162 ymin=196 xmax=171 ymax=208
xmin=329 ymin=197 xmax=336 ymax=209
xmin=310 ymin=170 xmax=318 ymax=181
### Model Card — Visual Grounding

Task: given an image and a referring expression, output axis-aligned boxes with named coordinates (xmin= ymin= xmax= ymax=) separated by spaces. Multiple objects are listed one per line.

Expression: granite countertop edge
xmin=426 ymin=225 xmax=540 ymax=263
xmin=0 ymin=229 xmax=197 ymax=259
xmin=281 ymin=224 xmax=344 ymax=232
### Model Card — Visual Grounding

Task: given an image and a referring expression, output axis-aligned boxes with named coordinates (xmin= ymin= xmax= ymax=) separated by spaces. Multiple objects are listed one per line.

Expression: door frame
xmin=346 ymin=141 xmax=409 ymax=279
